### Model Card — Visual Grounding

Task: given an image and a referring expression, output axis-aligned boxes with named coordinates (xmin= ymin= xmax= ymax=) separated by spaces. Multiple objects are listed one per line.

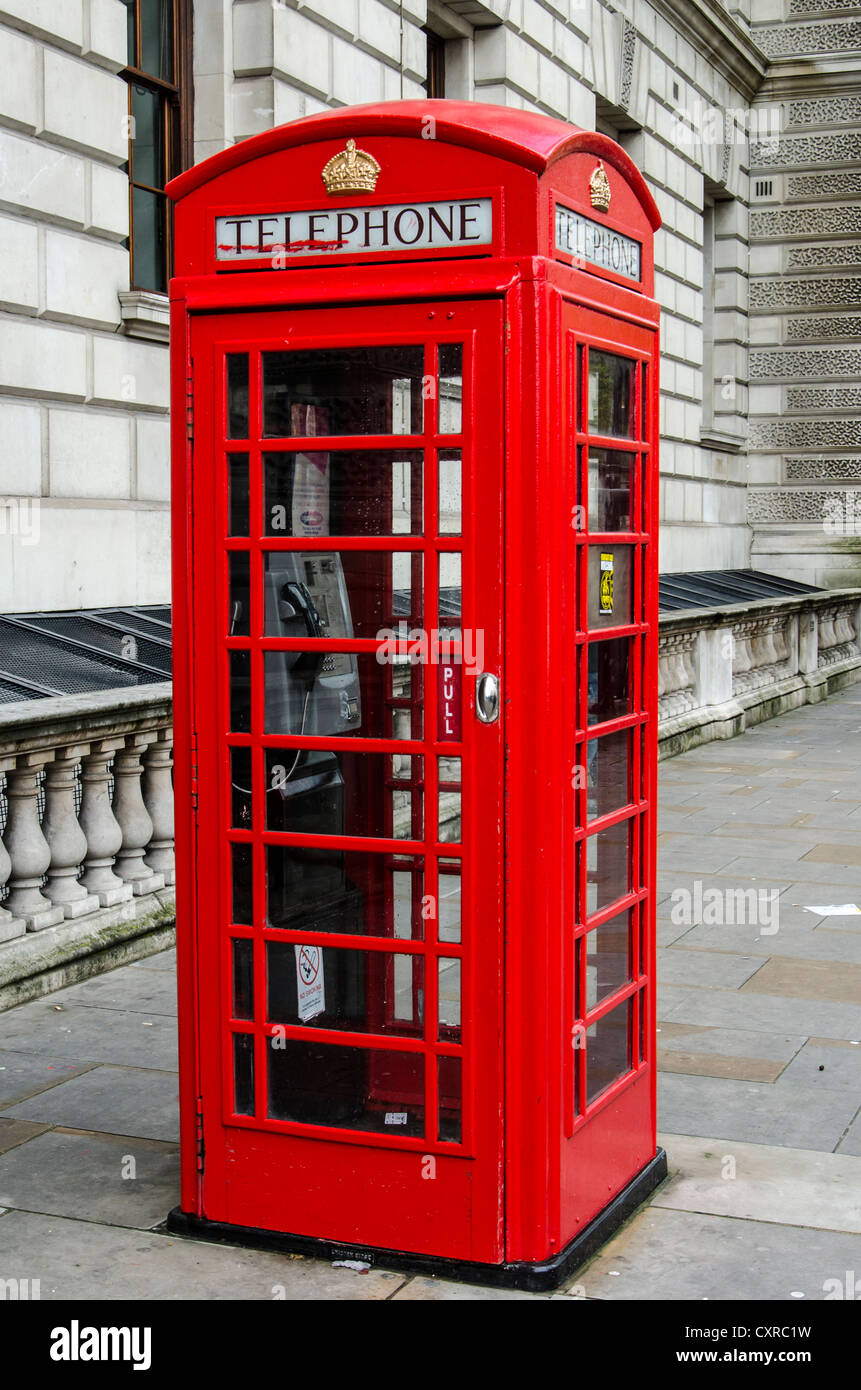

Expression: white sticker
xmin=804 ymin=904 xmax=861 ymax=916
xmin=384 ymin=1112 xmax=408 ymax=1125
xmin=295 ymin=944 xmax=325 ymax=1022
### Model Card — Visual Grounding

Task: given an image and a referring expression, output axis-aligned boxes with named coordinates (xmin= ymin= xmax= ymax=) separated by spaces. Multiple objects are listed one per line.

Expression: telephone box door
xmin=187 ymin=298 xmax=505 ymax=1262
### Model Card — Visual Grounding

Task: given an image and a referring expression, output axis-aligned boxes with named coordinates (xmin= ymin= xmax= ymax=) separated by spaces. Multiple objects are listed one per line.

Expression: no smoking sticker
xmin=295 ymin=944 xmax=325 ymax=1022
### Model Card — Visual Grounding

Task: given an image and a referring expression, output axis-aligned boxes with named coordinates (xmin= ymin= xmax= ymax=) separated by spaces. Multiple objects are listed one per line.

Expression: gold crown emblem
xmin=321 ymin=139 xmax=381 ymax=196
xmin=590 ymin=161 xmax=611 ymax=213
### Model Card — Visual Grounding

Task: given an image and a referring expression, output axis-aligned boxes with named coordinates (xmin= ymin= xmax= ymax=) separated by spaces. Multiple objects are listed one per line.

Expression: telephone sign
xmin=167 ymin=100 xmax=664 ymax=1290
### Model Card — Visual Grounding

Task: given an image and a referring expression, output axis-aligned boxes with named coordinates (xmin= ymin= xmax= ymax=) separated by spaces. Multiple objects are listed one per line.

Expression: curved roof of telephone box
xmin=166 ymin=99 xmax=661 ymax=229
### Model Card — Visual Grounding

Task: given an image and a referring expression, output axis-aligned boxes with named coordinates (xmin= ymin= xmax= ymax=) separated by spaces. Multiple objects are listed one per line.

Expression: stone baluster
xmin=0 ymin=760 xmax=27 ymax=943
xmin=42 ymin=744 xmax=99 ymax=919
xmin=113 ymin=732 xmax=165 ymax=895
xmin=79 ymin=739 xmax=133 ymax=906
xmin=3 ymin=752 xmax=64 ymax=931
xmin=142 ymin=727 xmax=175 ymax=886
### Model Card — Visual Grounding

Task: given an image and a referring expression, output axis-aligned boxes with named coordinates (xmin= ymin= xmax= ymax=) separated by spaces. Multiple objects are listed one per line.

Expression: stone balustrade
xmin=658 ymin=588 xmax=861 ymax=758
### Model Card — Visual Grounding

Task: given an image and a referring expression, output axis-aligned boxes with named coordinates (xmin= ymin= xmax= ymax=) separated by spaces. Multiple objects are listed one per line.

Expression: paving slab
xmin=776 ymin=1039 xmax=861 ymax=1093
xmin=133 ymin=949 xmax=176 ymax=972
xmin=576 ymin=1205 xmax=861 ymax=1301
xmin=391 ymin=1276 xmax=541 ymax=1300
xmin=45 ymin=970 xmax=178 ymax=1017
xmin=661 ymin=986 xmax=861 ymax=1042
xmin=670 ymin=921 xmax=861 ymax=963
xmin=837 ymin=1113 xmax=861 ymax=1157
xmin=0 ymin=1002 xmax=177 ymax=1071
xmin=0 ymin=1128 xmax=179 ymax=1228
xmin=0 ymin=1209 xmax=407 ymax=1300
xmin=657 ymin=1022 xmax=805 ymax=1062
xmin=2 ymin=1065 xmax=179 ymax=1143
xmin=0 ymin=1117 xmax=51 ymax=1154
xmin=0 ymin=1051 xmax=96 ymax=1107
xmin=740 ymin=956 xmax=861 ymax=1005
xmin=654 ymin=1133 xmax=861 ymax=1233
xmin=658 ymin=1073 xmax=859 ymax=1151
xmin=657 ymin=948 xmax=764 ymax=990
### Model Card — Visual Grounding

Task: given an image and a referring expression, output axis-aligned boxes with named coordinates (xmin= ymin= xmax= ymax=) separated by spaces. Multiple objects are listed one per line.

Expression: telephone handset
xmin=263 ymin=403 xmax=361 ymax=737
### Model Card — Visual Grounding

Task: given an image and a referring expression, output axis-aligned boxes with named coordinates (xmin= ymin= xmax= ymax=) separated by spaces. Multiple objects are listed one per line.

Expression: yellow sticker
xmin=599 ymin=552 xmax=614 ymax=613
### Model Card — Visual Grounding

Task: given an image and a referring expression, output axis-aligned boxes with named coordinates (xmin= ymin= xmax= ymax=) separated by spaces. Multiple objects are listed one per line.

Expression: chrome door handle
xmin=475 ymin=673 xmax=500 ymax=723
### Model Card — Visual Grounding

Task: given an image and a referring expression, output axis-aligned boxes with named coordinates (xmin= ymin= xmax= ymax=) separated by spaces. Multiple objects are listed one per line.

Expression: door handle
xmin=475 ymin=673 xmax=500 ymax=723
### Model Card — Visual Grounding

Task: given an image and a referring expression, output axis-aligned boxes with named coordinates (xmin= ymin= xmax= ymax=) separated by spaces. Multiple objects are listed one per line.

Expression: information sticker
xmin=295 ymin=944 xmax=325 ymax=1022
xmin=600 ymin=553 xmax=615 ymax=614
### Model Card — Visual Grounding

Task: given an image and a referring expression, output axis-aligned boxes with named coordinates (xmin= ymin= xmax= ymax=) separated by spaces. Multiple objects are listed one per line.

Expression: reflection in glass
xmin=263 ymin=450 xmax=422 ymax=537
xmin=438 ymin=449 xmax=462 ymax=535
xmin=233 ymin=1033 xmax=255 ymax=1115
xmin=586 ymin=910 xmax=631 ymax=1011
xmin=227 ymin=356 xmax=249 ymax=439
xmin=228 ymin=454 xmax=249 ymax=535
xmin=264 ymin=650 xmax=422 ymax=739
xmin=140 ymin=0 xmax=174 ymax=81
xmin=232 ymin=938 xmax=254 ymax=1020
xmin=266 ymin=846 xmax=425 ymax=939
xmin=267 ymin=942 xmax=423 ymax=1036
xmin=228 ymin=551 xmax=250 ymax=636
xmin=438 ymin=958 xmax=461 ymax=1040
xmin=439 ymin=863 xmax=461 ymax=944
xmin=131 ymin=186 xmax=166 ymax=293
xmin=229 ymin=651 xmax=251 ymax=733
xmin=265 ymin=749 xmax=423 ymax=841
xmin=588 ymin=638 xmax=631 ymax=725
xmin=588 ymin=350 xmax=634 ymax=438
xmin=586 ymin=820 xmax=631 ymax=917
xmin=438 ymin=1055 xmax=462 ymax=1143
xmin=588 ymin=545 xmax=633 ymax=628
xmin=588 ymin=449 xmax=634 ymax=531
xmin=438 ymin=344 xmax=463 ymax=434
xmin=586 ymin=997 xmax=632 ymax=1105
xmin=131 ymin=84 xmax=163 ymax=187
xmin=232 ymin=843 xmax=252 ymax=925
xmin=439 ymin=756 xmax=461 ymax=845
xmin=586 ymin=729 xmax=630 ymax=822
xmin=262 ymin=347 xmax=424 ymax=437
xmin=230 ymin=747 xmax=252 ymax=828
xmin=268 ymin=1038 xmax=425 ymax=1136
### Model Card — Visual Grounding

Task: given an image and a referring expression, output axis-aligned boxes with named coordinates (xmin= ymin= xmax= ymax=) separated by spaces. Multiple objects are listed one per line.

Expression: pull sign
xmin=438 ymin=662 xmax=462 ymax=741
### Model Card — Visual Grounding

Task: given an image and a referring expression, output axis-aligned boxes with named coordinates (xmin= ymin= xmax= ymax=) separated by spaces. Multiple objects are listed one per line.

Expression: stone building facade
xmin=0 ymin=0 xmax=858 ymax=611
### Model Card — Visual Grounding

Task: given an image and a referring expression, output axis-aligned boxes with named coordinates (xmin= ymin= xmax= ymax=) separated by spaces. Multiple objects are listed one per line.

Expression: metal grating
xmin=658 ymin=569 xmax=821 ymax=613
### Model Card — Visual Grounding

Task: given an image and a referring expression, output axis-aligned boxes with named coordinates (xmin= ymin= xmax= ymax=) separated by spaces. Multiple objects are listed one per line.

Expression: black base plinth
xmin=165 ymin=1147 xmax=667 ymax=1293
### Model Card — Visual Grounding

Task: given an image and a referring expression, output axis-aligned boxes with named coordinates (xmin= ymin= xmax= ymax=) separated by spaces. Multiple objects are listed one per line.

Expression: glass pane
xmin=588 ymin=638 xmax=631 ymax=725
xmin=438 ymin=755 xmax=461 ymax=845
xmin=438 ymin=344 xmax=463 ymax=434
xmin=233 ymin=1033 xmax=255 ymax=1115
xmin=586 ymin=820 xmax=631 ymax=917
xmin=228 ymin=454 xmax=249 ymax=535
xmin=268 ymin=1038 xmax=425 ymax=1136
xmin=267 ymin=942 xmax=422 ymax=1036
xmin=262 ymin=347 xmax=424 ymax=437
xmin=438 ymin=958 xmax=461 ymax=1041
xmin=263 ymin=450 xmax=422 ymax=537
xmin=232 ymin=843 xmax=252 ymax=925
xmin=124 ymin=0 xmax=135 ymax=66
xmin=588 ymin=545 xmax=633 ymax=628
xmin=438 ymin=1055 xmax=462 ymax=1143
xmin=227 ymin=356 xmax=249 ymax=440
xmin=439 ymin=552 xmax=461 ymax=624
xmin=230 ymin=747 xmax=252 ymax=828
xmin=140 ymin=0 xmax=174 ymax=81
xmin=266 ymin=847 xmax=425 ymax=939
xmin=228 ymin=552 xmax=250 ymax=636
xmin=131 ymin=84 xmax=164 ymax=188
xmin=586 ymin=910 xmax=632 ymax=1011
xmin=586 ymin=998 xmax=632 ymax=1105
xmin=588 ymin=350 xmax=635 ymax=438
xmin=587 ymin=729 xmax=631 ymax=822
xmin=265 ymin=749 xmax=423 ymax=841
xmin=264 ymin=650 xmax=422 ymax=739
xmin=229 ymin=651 xmax=251 ymax=733
xmin=439 ymin=863 xmax=461 ymax=944
xmin=588 ymin=449 xmax=634 ymax=531
xmin=232 ymin=938 xmax=254 ymax=1020
xmin=438 ymin=449 xmax=462 ymax=535
xmin=131 ymin=186 xmax=166 ymax=293
xmin=263 ymin=550 xmax=422 ymax=640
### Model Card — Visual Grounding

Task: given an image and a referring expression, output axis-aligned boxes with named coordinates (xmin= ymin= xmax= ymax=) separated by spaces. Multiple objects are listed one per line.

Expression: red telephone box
xmin=166 ymin=100 xmax=665 ymax=1290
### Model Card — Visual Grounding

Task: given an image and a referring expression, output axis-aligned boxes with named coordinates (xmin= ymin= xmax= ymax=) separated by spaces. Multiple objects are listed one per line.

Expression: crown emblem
xmin=321 ymin=139 xmax=381 ymax=196
xmin=589 ymin=161 xmax=611 ymax=213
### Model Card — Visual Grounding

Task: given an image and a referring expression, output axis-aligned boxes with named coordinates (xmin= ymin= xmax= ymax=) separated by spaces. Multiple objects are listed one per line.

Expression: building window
xmin=122 ymin=0 xmax=192 ymax=294
xmin=424 ymin=28 xmax=446 ymax=97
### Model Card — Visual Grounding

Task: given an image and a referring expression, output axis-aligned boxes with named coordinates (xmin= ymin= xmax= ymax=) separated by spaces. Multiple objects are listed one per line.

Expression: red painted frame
xmin=169 ymin=100 xmax=660 ymax=1270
